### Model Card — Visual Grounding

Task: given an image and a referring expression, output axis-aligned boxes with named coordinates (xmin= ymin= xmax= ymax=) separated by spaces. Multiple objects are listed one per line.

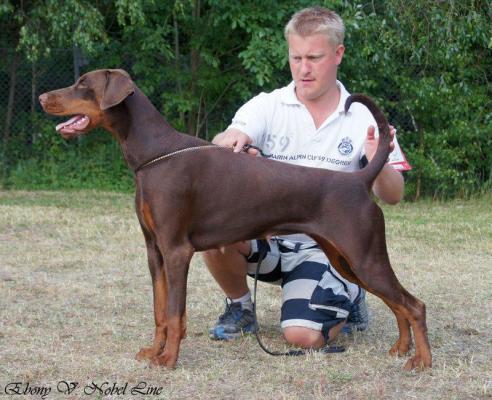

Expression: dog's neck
xmin=103 ymin=88 xmax=202 ymax=172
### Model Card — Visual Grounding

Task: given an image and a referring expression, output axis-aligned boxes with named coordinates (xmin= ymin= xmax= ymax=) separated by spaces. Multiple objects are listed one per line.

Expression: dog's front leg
xmin=136 ymin=228 xmax=168 ymax=361
xmin=150 ymin=244 xmax=193 ymax=368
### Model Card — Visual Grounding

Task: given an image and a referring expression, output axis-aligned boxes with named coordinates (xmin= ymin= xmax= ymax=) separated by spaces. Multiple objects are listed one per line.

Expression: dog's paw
xmin=389 ymin=339 xmax=411 ymax=357
xmin=150 ymin=351 xmax=178 ymax=369
xmin=136 ymin=346 xmax=160 ymax=361
xmin=404 ymin=355 xmax=431 ymax=371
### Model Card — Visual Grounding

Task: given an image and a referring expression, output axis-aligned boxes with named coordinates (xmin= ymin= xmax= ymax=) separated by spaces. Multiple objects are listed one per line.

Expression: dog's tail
xmin=345 ymin=94 xmax=391 ymax=186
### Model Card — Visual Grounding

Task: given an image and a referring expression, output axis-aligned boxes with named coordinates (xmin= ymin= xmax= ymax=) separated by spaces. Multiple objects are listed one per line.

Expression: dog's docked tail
xmin=345 ymin=94 xmax=392 ymax=186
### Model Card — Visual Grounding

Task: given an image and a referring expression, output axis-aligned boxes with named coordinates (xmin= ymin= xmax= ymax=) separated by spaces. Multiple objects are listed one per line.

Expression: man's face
xmin=287 ymin=33 xmax=345 ymax=103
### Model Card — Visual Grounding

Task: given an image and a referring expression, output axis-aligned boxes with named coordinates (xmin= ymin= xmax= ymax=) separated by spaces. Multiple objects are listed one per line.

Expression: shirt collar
xmin=280 ymin=81 xmax=302 ymax=105
xmin=336 ymin=81 xmax=351 ymax=115
xmin=280 ymin=80 xmax=351 ymax=115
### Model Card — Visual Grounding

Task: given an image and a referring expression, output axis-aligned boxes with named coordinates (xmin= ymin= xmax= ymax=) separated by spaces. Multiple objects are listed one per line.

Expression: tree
xmin=1 ymin=0 xmax=490 ymax=197
xmin=107 ymin=0 xmax=301 ymax=137
xmin=0 ymin=0 xmax=106 ymax=179
xmin=341 ymin=0 xmax=492 ymax=198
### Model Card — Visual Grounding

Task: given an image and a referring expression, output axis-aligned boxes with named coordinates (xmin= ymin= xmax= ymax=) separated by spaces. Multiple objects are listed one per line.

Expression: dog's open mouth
xmin=56 ymin=115 xmax=90 ymax=136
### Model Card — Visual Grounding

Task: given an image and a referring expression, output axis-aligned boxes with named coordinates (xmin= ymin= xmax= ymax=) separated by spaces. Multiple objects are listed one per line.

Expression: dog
xmin=39 ymin=69 xmax=431 ymax=370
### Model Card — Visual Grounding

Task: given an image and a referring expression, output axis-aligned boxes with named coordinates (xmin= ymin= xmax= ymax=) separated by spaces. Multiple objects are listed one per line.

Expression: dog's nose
xmin=39 ymin=93 xmax=48 ymax=106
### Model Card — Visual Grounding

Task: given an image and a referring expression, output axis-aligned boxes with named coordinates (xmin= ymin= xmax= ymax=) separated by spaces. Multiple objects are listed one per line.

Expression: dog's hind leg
xmin=346 ymin=242 xmax=431 ymax=370
xmin=382 ymin=299 xmax=412 ymax=357
xmin=377 ymin=284 xmax=430 ymax=370
xmin=312 ymin=232 xmax=430 ymax=370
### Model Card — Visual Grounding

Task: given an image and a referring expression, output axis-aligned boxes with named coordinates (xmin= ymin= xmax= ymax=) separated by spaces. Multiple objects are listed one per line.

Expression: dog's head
xmin=39 ymin=69 xmax=135 ymax=139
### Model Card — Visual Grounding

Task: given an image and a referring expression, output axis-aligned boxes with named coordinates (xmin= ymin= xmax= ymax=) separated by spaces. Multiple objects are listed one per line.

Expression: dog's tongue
xmin=56 ymin=115 xmax=90 ymax=133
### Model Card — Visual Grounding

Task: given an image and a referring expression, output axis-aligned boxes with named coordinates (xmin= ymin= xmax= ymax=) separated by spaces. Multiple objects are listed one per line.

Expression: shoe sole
xmin=208 ymin=326 xmax=258 ymax=341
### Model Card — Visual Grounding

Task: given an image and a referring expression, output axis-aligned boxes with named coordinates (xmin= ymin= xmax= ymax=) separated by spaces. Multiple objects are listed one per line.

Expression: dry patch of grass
xmin=1 ymin=190 xmax=491 ymax=399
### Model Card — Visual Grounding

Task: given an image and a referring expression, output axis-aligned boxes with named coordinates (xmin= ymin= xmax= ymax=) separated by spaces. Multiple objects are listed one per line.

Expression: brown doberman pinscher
xmin=39 ymin=69 xmax=431 ymax=370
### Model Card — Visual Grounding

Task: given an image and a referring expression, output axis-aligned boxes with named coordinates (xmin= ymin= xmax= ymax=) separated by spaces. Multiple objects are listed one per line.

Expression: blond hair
xmin=284 ymin=7 xmax=345 ymax=47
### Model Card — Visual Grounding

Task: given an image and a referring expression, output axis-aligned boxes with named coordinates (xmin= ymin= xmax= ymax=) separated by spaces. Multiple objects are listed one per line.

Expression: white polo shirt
xmin=227 ymin=80 xmax=403 ymax=246
xmin=228 ymin=80 xmax=387 ymax=172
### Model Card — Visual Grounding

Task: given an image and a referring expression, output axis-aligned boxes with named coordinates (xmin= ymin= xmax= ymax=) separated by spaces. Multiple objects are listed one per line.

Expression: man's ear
xmin=335 ymin=44 xmax=345 ymax=66
xmin=100 ymin=69 xmax=135 ymax=110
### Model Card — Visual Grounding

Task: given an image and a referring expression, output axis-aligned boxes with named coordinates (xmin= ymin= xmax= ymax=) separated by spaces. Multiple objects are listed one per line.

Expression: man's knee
xmin=202 ymin=248 xmax=223 ymax=263
xmin=283 ymin=326 xmax=325 ymax=349
xmin=202 ymin=242 xmax=251 ymax=264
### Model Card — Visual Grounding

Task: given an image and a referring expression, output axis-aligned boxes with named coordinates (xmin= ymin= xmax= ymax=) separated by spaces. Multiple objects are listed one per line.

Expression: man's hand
xmin=364 ymin=125 xmax=396 ymax=161
xmin=363 ymin=124 xmax=404 ymax=204
xmin=212 ymin=128 xmax=258 ymax=155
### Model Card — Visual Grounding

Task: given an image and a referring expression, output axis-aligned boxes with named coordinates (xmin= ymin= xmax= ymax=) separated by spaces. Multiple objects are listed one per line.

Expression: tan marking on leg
xmin=136 ymin=277 xmax=168 ymax=361
xmin=142 ymin=201 xmax=157 ymax=232
xmin=151 ymin=315 xmax=184 ymax=368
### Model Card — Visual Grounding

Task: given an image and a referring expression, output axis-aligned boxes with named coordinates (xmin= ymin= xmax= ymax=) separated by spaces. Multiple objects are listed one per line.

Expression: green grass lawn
xmin=0 ymin=190 xmax=491 ymax=399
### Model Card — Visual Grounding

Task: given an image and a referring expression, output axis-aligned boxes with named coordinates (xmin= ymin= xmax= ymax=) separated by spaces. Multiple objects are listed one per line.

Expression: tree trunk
xmin=31 ymin=60 xmax=37 ymax=145
xmin=3 ymin=50 xmax=20 ymax=150
xmin=410 ymin=111 xmax=423 ymax=201
xmin=186 ymin=0 xmax=201 ymax=136
xmin=414 ymin=127 xmax=424 ymax=201
xmin=173 ymin=12 xmax=185 ymax=128
xmin=412 ymin=121 xmax=425 ymax=201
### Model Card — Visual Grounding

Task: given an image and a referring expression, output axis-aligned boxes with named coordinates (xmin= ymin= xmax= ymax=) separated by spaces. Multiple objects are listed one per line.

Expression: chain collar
xmin=134 ymin=143 xmax=271 ymax=173
xmin=134 ymin=145 xmax=219 ymax=173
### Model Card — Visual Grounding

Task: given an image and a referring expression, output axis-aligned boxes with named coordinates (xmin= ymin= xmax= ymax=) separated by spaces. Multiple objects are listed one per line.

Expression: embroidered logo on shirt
xmin=338 ymin=137 xmax=353 ymax=156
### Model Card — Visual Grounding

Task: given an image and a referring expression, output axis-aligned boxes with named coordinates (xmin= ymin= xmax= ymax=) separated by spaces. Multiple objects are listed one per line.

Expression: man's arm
xmin=213 ymin=91 xmax=272 ymax=155
xmin=364 ymin=125 xmax=404 ymax=205
xmin=372 ymin=163 xmax=404 ymax=204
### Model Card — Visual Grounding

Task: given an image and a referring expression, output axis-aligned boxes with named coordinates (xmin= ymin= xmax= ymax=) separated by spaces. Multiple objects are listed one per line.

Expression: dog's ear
xmin=100 ymin=69 xmax=135 ymax=110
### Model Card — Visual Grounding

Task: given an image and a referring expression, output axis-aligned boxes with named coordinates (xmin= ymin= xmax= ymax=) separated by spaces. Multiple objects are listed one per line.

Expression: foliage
xmin=5 ymin=116 xmax=133 ymax=191
xmin=0 ymin=0 xmax=107 ymax=59
xmin=1 ymin=0 xmax=491 ymax=198
xmin=340 ymin=0 xmax=492 ymax=198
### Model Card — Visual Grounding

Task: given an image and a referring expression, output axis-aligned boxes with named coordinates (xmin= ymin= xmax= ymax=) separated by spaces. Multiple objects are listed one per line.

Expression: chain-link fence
xmin=1 ymin=48 xmax=75 ymax=157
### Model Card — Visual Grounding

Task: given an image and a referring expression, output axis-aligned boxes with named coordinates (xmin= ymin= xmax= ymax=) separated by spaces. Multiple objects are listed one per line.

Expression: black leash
xmin=242 ymin=144 xmax=272 ymax=158
xmin=246 ymin=142 xmax=345 ymax=355
xmin=251 ymin=229 xmax=345 ymax=356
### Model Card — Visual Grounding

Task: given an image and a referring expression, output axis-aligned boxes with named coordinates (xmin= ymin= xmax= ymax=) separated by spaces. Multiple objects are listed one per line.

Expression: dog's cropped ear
xmin=100 ymin=69 xmax=135 ymax=111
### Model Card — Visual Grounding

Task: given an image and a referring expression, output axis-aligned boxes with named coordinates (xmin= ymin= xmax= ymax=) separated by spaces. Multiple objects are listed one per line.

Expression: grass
xmin=0 ymin=190 xmax=491 ymax=399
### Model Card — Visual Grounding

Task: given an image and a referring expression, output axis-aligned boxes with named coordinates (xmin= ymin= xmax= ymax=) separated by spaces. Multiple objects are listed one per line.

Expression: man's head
xmin=284 ymin=7 xmax=345 ymax=103
xmin=284 ymin=6 xmax=345 ymax=47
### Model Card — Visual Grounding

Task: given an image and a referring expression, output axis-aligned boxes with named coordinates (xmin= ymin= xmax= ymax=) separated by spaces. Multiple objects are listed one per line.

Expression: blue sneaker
xmin=343 ymin=289 xmax=369 ymax=334
xmin=209 ymin=299 xmax=258 ymax=340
